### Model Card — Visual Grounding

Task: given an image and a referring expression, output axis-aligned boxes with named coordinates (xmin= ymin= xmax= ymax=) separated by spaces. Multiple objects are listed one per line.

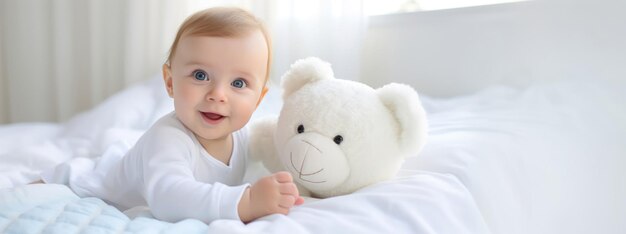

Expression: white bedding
xmin=1 ymin=76 xmax=625 ymax=233
xmin=415 ymin=82 xmax=626 ymax=234
xmin=0 ymin=172 xmax=488 ymax=233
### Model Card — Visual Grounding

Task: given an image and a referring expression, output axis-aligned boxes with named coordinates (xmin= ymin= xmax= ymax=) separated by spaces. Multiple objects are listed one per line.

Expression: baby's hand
xmin=238 ymin=171 xmax=304 ymax=223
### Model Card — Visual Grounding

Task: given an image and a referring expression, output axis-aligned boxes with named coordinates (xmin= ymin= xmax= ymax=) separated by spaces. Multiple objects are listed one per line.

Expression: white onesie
xmin=42 ymin=112 xmax=250 ymax=223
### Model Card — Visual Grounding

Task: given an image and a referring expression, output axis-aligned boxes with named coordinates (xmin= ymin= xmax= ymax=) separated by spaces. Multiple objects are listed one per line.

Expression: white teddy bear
xmin=249 ymin=57 xmax=428 ymax=198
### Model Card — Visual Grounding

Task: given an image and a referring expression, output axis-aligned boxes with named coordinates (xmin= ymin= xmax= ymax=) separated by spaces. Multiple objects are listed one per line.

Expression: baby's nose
xmin=207 ymin=85 xmax=227 ymax=102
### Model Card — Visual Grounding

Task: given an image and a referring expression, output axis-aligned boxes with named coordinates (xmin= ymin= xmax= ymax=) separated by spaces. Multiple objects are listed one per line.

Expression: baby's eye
xmin=231 ymin=79 xmax=247 ymax=88
xmin=193 ymin=70 xmax=209 ymax=81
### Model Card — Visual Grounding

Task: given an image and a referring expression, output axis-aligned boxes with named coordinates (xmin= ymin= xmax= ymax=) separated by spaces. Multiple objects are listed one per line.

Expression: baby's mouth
xmin=201 ymin=112 xmax=225 ymax=121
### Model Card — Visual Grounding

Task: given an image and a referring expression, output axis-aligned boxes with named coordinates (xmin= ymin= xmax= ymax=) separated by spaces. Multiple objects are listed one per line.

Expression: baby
xmin=40 ymin=7 xmax=303 ymax=223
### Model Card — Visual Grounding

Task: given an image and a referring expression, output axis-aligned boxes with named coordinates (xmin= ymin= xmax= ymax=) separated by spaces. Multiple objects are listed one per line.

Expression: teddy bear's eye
xmin=333 ymin=135 xmax=343 ymax=145
xmin=297 ymin=124 xmax=305 ymax=134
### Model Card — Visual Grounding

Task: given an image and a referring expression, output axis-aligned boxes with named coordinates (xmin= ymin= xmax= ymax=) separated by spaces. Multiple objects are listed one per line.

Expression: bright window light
xmin=365 ymin=0 xmax=527 ymax=15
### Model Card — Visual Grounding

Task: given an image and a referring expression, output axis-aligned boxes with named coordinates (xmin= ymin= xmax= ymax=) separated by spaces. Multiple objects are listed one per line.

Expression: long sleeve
xmin=138 ymin=122 xmax=249 ymax=223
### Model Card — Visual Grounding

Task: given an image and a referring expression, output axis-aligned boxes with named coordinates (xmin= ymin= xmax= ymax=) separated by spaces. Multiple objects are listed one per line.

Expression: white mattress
xmin=1 ymin=76 xmax=625 ymax=233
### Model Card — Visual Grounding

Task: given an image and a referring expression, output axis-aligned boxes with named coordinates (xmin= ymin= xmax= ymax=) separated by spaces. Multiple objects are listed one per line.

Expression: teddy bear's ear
xmin=280 ymin=57 xmax=334 ymax=100
xmin=376 ymin=83 xmax=428 ymax=155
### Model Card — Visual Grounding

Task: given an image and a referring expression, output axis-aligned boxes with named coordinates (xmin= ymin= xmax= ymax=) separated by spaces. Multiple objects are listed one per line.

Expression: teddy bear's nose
xmin=301 ymin=139 xmax=323 ymax=153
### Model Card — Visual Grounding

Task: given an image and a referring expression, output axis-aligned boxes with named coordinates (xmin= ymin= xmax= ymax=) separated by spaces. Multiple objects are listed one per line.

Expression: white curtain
xmin=0 ymin=0 xmax=367 ymax=123
xmin=0 ymin=0 xmax=192 ymax=123
xmin=258 ymin=0 xmax=368 ymax=85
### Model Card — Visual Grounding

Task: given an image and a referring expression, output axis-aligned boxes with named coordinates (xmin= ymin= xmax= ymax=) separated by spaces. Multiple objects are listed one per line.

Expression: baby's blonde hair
xmin=166 ymin=7 xmax=272 ymax=84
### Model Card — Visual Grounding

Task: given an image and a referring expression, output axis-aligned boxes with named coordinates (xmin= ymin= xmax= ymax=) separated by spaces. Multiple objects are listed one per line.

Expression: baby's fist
xmin=241 ymin=171 xmax=303 ymax=222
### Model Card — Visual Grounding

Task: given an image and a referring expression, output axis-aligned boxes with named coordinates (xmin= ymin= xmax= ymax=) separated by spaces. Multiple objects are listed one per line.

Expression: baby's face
xmin=164 ymin=30 xmax=268 ymax=146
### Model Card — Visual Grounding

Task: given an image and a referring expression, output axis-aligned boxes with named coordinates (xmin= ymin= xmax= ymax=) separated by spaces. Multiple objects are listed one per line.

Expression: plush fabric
xmin=248 ymin=57 xmax=428 ymax=198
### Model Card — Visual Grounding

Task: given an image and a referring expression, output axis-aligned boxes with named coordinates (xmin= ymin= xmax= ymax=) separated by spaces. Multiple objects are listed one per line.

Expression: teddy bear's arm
xmin=248 ymin=117 xmax=286 ymax=173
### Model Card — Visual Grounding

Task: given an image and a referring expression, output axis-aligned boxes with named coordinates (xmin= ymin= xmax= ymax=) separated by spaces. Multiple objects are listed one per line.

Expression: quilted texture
xmin=0 ymin=184 xmax=210 ymax=234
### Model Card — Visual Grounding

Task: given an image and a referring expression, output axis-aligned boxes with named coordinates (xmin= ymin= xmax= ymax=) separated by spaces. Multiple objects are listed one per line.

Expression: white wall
xmin=361 ymin=0 xmax=626 ymax=97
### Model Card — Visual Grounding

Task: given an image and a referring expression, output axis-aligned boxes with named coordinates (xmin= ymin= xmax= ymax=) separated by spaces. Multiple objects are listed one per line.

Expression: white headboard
xmin=360 ymin=0 xmax=626 ymax=97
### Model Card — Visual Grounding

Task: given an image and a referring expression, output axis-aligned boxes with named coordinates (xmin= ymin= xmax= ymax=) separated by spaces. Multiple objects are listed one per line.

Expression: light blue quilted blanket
xmin=0 ymin=184 xmax=210 ymax=234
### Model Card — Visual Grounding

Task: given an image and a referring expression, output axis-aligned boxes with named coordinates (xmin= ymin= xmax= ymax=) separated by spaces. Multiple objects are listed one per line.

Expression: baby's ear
xmin=376 ymin=83 xmax=428 ymax=155
xmin=281 ymin=57 xmax=334 ymax=100
xmin=162 ymin=64 xmax=174 ymax=98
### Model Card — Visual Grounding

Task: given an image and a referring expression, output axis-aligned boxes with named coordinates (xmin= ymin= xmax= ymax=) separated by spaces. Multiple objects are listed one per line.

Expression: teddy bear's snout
xmin=281 ymin=133 xmax=351 ymax=191
xmin=289 ymin=140 xmax=326 ymax=183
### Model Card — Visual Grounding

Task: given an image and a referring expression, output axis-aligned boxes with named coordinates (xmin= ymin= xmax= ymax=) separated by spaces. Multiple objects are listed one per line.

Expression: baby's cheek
xmin=237 ymin=98 xmax=258 ymax=120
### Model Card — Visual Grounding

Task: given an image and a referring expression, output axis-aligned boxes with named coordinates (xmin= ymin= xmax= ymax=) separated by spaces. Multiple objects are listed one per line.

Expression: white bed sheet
xmin=0 ymin=77 xmax=171 ymax=188
xmin=413 ymin=81 xmax=626 ymax=234
xmin=1 ymin=76 xmax=625 ymax=233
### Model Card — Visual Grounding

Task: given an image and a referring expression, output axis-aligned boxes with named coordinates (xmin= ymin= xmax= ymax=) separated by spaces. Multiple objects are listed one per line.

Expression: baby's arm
xmin=141 ymin=128 xmax=252 ymax=223
xmin=238 ymin=171 xmax=304 ymax=223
